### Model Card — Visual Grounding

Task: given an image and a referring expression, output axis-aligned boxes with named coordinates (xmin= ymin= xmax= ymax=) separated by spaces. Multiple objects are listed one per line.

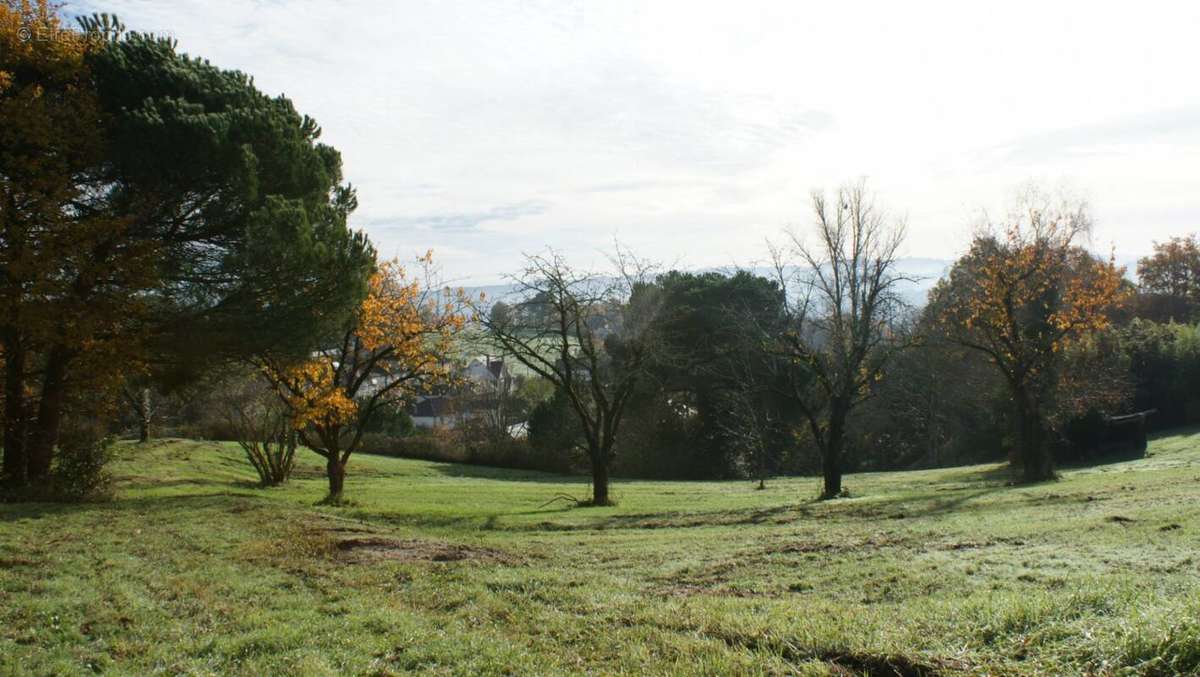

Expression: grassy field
xmin=2 ymin=432 xmax=1199 ymax=675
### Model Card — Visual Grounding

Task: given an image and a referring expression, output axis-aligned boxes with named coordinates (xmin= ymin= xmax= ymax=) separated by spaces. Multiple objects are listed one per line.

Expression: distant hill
xmin=462 ymin=258 xmax=953 ymax=310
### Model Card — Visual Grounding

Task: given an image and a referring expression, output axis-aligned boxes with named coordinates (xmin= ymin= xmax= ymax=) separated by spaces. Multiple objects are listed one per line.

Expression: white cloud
xmin=76 ymin=0 xmax=1200 ymax=282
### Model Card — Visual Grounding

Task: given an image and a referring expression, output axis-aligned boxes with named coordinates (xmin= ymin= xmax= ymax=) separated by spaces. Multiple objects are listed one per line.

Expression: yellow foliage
xmin=355 ymin=257 xmax=466 ymax=383
xmin=272 ymin=360 xmax=358 ymax=430
xmin=264 ymin=254 xmax=467 ymax=448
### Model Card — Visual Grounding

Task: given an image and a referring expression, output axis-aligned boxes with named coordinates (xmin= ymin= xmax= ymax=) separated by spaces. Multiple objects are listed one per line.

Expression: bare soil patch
xmin=332 ymin=535 xmax=521 ymax=565
xmin=937 ymin=536 xmax=1026 ymax=551
xmin=763 ymin=533 xmax=914 ymax=555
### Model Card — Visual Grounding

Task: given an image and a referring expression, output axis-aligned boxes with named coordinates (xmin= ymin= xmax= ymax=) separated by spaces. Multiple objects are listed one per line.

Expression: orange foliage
xmin=264 ymin=253 xmax=466 ymax=459
xmin=938 ymin=210 xmax=1127 ymax=383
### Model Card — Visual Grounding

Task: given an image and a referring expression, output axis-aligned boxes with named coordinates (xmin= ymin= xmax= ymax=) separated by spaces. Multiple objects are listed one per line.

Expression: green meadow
xmin=3 ymin=430 xmax=1199 ymax=676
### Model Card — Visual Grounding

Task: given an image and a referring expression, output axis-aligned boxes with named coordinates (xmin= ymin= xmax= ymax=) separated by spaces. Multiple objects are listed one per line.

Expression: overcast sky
xmin=76 ymin=0 xmax=1200 ymax=283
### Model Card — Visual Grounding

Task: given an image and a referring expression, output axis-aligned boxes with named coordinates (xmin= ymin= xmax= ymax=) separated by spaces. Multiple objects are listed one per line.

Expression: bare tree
xmin=715 ymin=348 xmax=778 ymax=490
xmin=480 ymin=248 xmax=661 ymax=506
xmin=771 ymin=181 xmax=913 ymax=499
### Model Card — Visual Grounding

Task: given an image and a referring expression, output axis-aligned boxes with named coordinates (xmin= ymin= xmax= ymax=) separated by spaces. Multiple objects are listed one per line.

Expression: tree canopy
xmin=0 ymin=4 xmax=374 ymax=488
xmin=1136 ymin=235 xmax=1200 ymax=323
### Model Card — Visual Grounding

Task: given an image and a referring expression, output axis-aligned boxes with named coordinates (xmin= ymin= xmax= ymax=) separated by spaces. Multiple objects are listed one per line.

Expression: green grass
xmin=3 ymin=430 xmax=1200 ymax=675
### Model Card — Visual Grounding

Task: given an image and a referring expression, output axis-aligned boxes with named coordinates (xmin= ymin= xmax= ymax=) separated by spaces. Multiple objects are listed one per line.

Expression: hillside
xmin=2 ymin=431 xmax=1199 ymax=675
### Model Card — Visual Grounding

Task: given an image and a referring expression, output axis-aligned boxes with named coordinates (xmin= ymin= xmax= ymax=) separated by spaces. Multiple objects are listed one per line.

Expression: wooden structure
xmin=1100 ymin=409 xmax=1157 ymax=459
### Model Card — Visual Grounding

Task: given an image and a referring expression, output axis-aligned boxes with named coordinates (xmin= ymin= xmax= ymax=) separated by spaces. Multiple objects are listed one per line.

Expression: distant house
xmin=409 ymin=356 xmax=517 ymax=430
xmin=462 ymin=356 xmax=509 ymax=390
xmin=411 ymin=396 xmax=454 ymax=429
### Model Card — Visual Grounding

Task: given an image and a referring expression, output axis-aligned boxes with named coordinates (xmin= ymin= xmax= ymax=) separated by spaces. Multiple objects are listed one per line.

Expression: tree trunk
xmin=589 ymin=452 xmax=611 ymax=506
xmin=27 ymin=346 xmax=70 ymax=480
xmin=137 ymin=388 xmax=152 ymax=443
xmin=756 ymin=438 xmax=768 ymax=490
xmin=1015 ymin=391 xmax=1054 ymax=483
xmin=2 ymin=334 xmax=27 ymax=486
xmin=326 ymin=458 xmax=346 ymax=498
xmin=820 ymin=406 xmax=847 ymax=499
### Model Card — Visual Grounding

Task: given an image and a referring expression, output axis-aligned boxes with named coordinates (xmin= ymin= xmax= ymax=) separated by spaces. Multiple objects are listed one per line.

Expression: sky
xmin=74 ymin=0 xmax=1200 ymax=284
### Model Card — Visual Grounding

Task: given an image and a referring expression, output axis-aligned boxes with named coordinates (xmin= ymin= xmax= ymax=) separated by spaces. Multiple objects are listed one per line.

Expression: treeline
xmin=4 ymin=3 xmax=1198 ymax=506
xmin=501 ymin=197 xmax=1200 ymax=499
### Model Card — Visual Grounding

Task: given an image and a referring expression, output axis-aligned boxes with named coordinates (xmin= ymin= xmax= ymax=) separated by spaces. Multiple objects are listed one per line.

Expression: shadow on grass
xmin=1148 ymin=423 xmax=1200 ymax=443
xmin=0 ymin=490 xmax=280 ymax=522
xmin=429 ymin=461 xmax=586 ymax=484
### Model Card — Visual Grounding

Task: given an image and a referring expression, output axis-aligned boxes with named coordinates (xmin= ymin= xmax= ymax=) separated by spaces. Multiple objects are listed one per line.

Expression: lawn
xmin=2 ymin=430 xmax=1199 ymax=675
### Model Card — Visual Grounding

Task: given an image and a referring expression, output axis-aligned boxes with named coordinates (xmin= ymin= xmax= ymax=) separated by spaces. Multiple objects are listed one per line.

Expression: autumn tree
xmin=481 ymin=249 xmax=662 ymax=506
xmin=770 ymin=182 xmax=913 ymax=499
xmin=930 ymin=196 xmax=1126 ymax=482
xmin=1 ymin=2 xmax=118 ymax=485
xmin=1136 ymin=234 xmax=1200 ymax=322
xmin=262 ymin=255 xmax=466 ymax=499
xmin=0 ymin=7 xmax=373 ymax=489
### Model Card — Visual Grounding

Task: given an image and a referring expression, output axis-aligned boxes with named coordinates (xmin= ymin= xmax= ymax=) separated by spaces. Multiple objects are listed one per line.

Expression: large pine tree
xmin=0 ymin=4 xmax=375 ymax=487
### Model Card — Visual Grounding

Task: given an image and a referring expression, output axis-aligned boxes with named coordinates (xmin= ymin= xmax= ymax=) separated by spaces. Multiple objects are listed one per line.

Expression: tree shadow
xmin=0 ymin=490 xmax=273 ymax=522
xmin=430 ymin=462 xmax=588 ymax=484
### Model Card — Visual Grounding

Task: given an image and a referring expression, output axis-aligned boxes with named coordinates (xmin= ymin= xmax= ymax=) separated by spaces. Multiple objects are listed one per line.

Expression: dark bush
xmin=1117 ymin=319 xmax=1200 ymax=430
xmin=48 ymin=424 xmax=115 ymax=502
xmin=357 ymin=425 xmax=577 ymax=475
xmin=359 ymin=402 xmax=415 ymax=437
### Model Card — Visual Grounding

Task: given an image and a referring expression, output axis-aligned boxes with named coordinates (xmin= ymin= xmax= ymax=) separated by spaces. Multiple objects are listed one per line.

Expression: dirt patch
xmin=659 ymin=583 xmax=766 ymax=598
xmin=823 ymin=651 xmax=948 ymax=676
xmin=0 ymin=556 xmax=35 ymax=569
xmin=937 ymin=536 xmax=1026 ymax=551
xmin=322 ymin=525 xmax=373 ymax=535
xmin=333 ymin=536 xmax=521 ymax=565
xmin=764 ymin=534 xmax=913 ymax=555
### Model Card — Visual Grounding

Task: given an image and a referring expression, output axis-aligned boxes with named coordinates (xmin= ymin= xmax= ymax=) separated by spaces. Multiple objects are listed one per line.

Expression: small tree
xmin=930 ymin=194 xmax=1126 ymax=482
xmin=263 ymin=254 xmax=466 ymax=499
xmin=716 ymin=350 xmax=780 ymax=490
xmin=481 ymin=249 xmax=661 ymax=506
xmin=770 ymin=181 xmax=913 ymax=499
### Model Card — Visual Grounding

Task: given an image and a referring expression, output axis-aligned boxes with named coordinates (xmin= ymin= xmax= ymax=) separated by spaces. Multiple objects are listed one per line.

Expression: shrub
xmin=226 ymin=380 xmax=299 ymax=486
xmin=358 ymin=429 xmax=470 ymax=464
xmin=48 ymin=424 xmax=115 ymax=502
xmin=357 ymin=426 xmax=577 ymax=474
xmin=234 ymin=416 xmax=298 ymax=487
